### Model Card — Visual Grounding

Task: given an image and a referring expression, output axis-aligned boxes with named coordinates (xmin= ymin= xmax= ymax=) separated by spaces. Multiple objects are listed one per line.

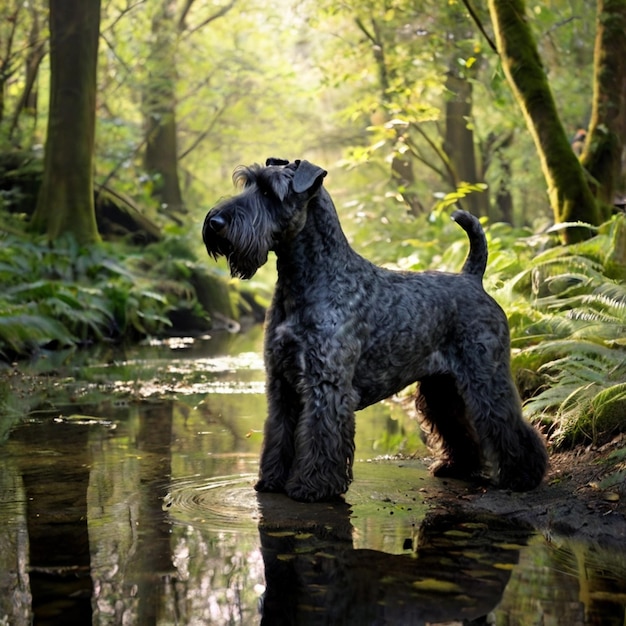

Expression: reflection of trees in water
xmin=170 ymin=529 xmax=263 ymax=624
xmin=3 ymin=390 xmax=626 ymax=625
xmin=90 ymin=401 xmax=174 ymax=625
xmin=499 ymin=535 xmax=626 ymax=626
xmin=17 ymin=420 xmax=94 ymax=625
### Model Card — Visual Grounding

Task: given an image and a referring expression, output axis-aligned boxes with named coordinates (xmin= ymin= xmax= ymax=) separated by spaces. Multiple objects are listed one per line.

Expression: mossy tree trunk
xmin=30 ymin=0 xmax=101 ymax=245
xmin=488 ymin=0 xmax=601 ymax=243
xmin=579 ymin=0 xmax=626 ymax=213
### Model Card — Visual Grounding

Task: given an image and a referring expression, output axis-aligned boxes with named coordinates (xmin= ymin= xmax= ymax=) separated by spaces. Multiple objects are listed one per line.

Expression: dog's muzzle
xmin=206 ymin=212 xmax=227 ymax=235
xmin=202 ymin=210 xmax=231 ymax=260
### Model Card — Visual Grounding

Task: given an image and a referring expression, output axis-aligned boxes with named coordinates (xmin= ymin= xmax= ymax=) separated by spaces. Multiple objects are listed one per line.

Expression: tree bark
xmin=488 ymin=0 xmax=601 ymax=242
xmin=444 ymin=69 xmax=489 ymax=217
xmin=142 ymin=0 xmax=184 ymax=218
xmin=30 ymin=0 xmax=101 ymax=244
xmin=579 ymin=0 xmax=626 ymax=213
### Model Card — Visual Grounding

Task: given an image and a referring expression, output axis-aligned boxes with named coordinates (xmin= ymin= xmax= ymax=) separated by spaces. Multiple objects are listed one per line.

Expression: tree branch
xmin=102 ymin=0 xmax=147 ymax=34
xmin=354 ymin=16 xmax=376 ymax=44
xmin=409 ymin=124 xmax=457 ymax=186
xmin=461 ymin=0 xmax=498 ymax=54
xmin=183 ymin=0 xmax=237 ymax=36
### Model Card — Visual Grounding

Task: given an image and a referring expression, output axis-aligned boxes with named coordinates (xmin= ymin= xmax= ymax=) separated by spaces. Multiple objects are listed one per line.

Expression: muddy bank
xmin=414 ymin=437 xmax=626 ymax=547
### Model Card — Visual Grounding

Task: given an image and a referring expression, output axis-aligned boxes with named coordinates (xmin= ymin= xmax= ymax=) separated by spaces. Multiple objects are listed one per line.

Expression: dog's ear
xmin=292 ymin=160 xmax=327 ymax=195
xmin=266 ymin=157 xmax=290 ymax=166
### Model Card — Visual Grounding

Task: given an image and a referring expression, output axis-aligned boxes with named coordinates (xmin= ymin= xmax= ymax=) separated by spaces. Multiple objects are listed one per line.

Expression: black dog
xmin=203 ymin=158 xmax=548 ymax=502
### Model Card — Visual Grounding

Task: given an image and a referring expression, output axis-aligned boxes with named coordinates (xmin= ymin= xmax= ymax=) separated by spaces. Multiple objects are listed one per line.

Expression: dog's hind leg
xmin=454 ymin=360 xmax=548 ymax=491
xmin=470 ymin=371 xmax=548 ymax=491
xmin=416 ymin=374 xmax=484 ymax=482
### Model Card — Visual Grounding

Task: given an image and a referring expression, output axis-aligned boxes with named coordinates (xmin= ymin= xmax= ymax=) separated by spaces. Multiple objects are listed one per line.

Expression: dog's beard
xmin=228 ymin=249 xmax=267 ymax=279
xmin=203 ymin=197 xmax=275 ymax=279
xmin=204 ymin=233 xmax=268 ymax=279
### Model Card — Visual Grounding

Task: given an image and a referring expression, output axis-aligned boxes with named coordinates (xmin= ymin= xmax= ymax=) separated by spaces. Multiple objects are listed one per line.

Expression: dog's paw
xmin=429 ymin=458 xmax=484 ymax=483
xmin=429 ymin=458 xmax=464 ymax=478
xmin=254 ymin=478 xmax=286 ymax=494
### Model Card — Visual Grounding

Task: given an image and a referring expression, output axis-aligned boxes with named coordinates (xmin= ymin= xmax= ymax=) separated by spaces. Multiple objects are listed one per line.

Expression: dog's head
xmin=202 ymin=158 xmax=327 ymax=279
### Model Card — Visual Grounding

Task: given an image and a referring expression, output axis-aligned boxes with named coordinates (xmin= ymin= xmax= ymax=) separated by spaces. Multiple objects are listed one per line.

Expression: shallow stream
xmin=1 ymin=329 xmax=625 ymax=625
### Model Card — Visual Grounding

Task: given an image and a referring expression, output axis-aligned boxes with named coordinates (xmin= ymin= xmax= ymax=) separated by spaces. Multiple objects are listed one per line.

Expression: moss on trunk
xmin=30 ymin=0 xmax=101 ymax=245
xmin=580 ymin=0 xmax=626 ymax=215
xmin=488 ymin=0 xmax=601 ymax=242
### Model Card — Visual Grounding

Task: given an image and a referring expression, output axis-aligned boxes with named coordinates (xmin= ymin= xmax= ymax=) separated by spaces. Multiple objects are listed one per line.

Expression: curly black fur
xmin=203 ymin=159 xmax=548 ymax=502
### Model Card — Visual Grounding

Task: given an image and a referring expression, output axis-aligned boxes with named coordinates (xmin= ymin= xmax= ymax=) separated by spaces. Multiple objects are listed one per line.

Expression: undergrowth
xmin=0 ymin=229 xmax=215 ymax=360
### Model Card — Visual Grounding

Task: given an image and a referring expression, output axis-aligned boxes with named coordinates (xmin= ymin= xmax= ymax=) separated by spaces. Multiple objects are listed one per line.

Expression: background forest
xmin=0 ymin=0 xmax=625 ymax=449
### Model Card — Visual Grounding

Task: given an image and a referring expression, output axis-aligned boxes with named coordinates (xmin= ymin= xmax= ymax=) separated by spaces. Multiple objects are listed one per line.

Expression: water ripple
xmin=163 ymin=473 xmax=261 ymax=532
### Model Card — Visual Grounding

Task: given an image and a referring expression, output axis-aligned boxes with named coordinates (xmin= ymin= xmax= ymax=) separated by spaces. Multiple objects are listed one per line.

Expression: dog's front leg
xmin=255 ymin=374 xmax=300 ymax=494
xmin=284 ymin=380 xmax=358 ymax=502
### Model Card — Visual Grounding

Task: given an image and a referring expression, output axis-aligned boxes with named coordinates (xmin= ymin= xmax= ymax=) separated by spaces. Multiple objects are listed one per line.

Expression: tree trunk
xmin=488 ymin=0 xmax=601 ymax=243
xmin=9 ymin=5 xmax=46 ymax=141
xmin=30 ymin=0 xmax=101 ymax=244
xmin=579 ymin=0 xmax=626 ymax=214
xmin=391 ymin=153 xmax=425 ymax=215
xmin=357 ymin=15 xmax=426 ymax=215
xmin=444 ymin=69 xmax=489 ymax=217
xmin=142 ymin=0 xmax=185 ymax=218
xmin=495 ymin=159 xmax=514 ymax=224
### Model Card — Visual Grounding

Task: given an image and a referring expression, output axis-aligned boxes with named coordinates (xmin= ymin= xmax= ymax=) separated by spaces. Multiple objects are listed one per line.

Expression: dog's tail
xmin=451 ymin=210 xmax=487 ymax=279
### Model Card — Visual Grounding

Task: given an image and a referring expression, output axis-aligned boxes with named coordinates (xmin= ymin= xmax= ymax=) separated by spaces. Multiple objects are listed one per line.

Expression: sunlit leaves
xmin=432 ymin=182 xmax=489 ymax=213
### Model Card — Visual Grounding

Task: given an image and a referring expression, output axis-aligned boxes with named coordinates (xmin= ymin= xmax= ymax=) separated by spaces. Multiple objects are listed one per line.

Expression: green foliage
xmin=0 ymin=231 xmax=219 ymax=359
xmin=315 ymin=0 xmax=597 ymax=224
xmin=432 ymin=182 xmax=489 ymax=213
xmin=345 ymin=182 xmax=503 ymax=272
xmin=489 ymin=215 xmax=626 ymax=447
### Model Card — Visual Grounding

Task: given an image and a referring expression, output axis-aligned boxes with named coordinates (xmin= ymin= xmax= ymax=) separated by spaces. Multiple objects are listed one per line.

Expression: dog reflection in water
xmin=256 ymin=493 xmax=531 ymax=624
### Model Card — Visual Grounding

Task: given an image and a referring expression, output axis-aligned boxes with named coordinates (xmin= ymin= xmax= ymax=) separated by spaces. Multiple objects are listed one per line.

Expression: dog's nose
xmin=209 ymin=213 xmax=227 ymax=233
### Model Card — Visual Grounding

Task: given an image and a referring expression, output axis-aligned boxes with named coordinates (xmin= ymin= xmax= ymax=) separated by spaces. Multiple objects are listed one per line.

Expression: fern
xmin=0 ymin=312 xmax=76 ymax=356
xmin=0 ymin=231 xmax=203 ymax=358
xmin=500 ymin=218 xmax=626 ymax=446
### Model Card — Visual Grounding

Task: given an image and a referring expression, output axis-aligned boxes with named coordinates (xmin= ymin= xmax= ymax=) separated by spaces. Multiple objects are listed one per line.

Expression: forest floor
xmin=416 ymin=434 xmax=626 ymax=547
